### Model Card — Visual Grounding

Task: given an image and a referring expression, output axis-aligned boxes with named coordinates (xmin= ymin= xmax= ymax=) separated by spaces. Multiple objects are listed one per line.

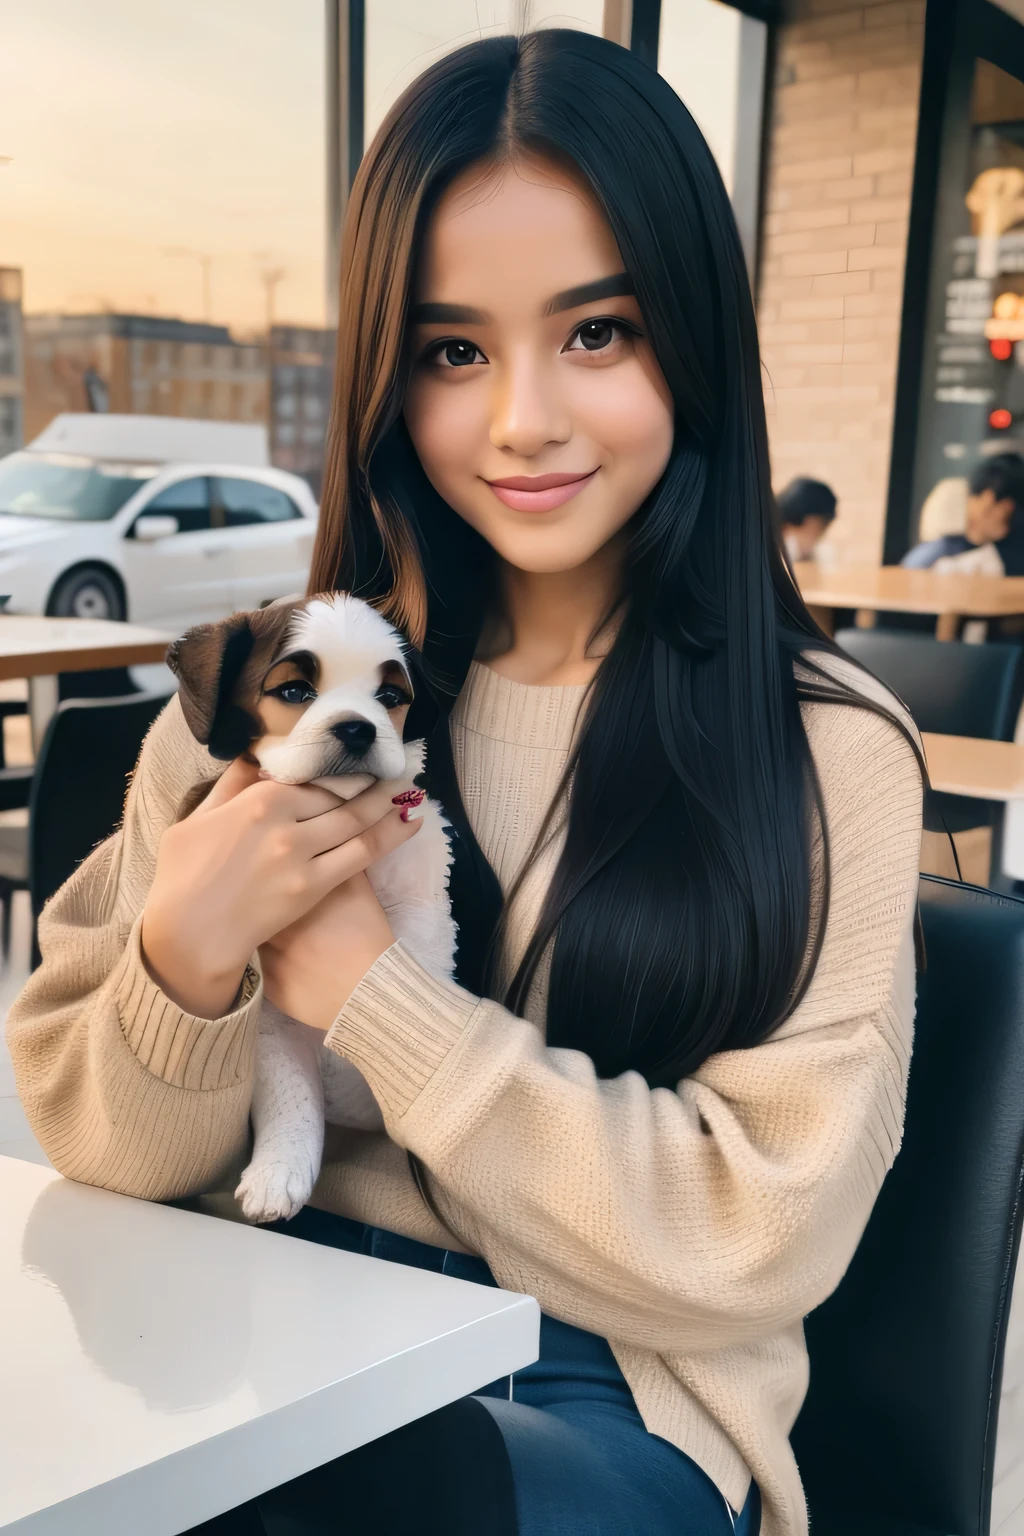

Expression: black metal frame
xmin=324 ymin=0 xmax=365 ymax=326
xmin=884 ymin=0 xmax=1024 ymax=563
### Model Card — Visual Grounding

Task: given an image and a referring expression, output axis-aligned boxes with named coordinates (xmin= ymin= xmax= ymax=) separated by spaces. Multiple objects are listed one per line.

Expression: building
xmin=269 ymin=325 xmax=335 ymax=498
xmin=0 ymin=268 xmax=24 ymax=457
xmin=21 ymin=313 xmax=268 ymax=445
xmin=756 ymin=0 xmax=1024 ymax=565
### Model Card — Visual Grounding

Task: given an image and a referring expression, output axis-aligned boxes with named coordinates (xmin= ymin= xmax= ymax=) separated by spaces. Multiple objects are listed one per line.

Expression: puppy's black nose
xmin=331 ymin=718 xmax=376 ymax=757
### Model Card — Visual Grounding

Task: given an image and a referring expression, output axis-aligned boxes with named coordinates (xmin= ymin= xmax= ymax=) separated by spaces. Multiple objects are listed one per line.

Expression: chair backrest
xmin=792 ymin=876 xmax=1024 ymax=1536
xmin=835 ymin=629 xmax=1024 ymax=741
xmin=28 ymin=691 xmax=169 ymax=917
xmin=58 ymin=666 xmax=139 ymax=702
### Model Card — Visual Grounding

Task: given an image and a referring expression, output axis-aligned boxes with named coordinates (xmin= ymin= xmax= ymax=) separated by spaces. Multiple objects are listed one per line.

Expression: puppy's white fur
xmin=234 ymin=594 xmax=456 ymax=1224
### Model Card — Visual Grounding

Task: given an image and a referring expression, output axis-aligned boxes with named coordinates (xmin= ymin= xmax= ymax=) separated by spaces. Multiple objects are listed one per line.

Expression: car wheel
xmin=48 ymin=567 xmax=125 ymax=622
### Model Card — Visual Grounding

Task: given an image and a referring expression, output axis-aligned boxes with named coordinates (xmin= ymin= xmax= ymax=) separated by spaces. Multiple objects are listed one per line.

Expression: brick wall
xmin=757 ymin=0 xmax=926 ymax=565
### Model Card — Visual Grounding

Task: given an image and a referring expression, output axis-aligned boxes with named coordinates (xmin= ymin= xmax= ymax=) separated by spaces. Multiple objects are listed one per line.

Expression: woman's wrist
xmin=140 ymin=913 xmax=249 ymax=1021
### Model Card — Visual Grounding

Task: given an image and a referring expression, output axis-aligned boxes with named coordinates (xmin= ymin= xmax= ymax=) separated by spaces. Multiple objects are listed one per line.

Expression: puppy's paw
xmin=235 ymin=1158 xmax=315 ymax=1224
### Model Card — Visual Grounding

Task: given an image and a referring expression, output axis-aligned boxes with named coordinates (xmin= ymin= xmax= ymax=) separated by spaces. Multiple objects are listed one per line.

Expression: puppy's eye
xmin=376 ymin=683 xmax=410 ymax=711
xmin=266 ymin=681 xmax=317 ymax=706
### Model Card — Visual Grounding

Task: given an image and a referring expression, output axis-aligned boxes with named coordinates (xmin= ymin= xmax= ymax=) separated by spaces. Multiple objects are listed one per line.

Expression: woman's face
xmin=403 ymin=156 xmax=674 ymax=575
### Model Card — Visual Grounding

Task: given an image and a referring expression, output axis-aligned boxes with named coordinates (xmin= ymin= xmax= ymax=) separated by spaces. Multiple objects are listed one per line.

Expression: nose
xmin=331 ymin=719 xmax=376 ymax=757
xmin=489 ymin=347 xmax=571 ymax=458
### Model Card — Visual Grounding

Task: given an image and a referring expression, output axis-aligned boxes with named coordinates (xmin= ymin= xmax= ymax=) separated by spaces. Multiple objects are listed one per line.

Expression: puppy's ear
xmin=168 ymin=602 xmax=301 ymax=761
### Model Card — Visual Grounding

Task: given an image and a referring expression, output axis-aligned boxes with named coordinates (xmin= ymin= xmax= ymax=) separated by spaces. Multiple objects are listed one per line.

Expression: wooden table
xmin=0 ymin=617 xmax=170 ymax=749
xmin=921 ymin=731 xmax=1024 ymax=884
xmin=922 ymin=732 xmax=1024 ymax=802
xmin=795 ymin=563 xmax=1024 ymax=641
xmin=0 ymin=1156 xmax=539 ymax=1535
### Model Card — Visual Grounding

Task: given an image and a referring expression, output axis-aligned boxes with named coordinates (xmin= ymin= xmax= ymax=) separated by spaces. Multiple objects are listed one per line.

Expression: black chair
xmin=0 ymin=691 xmax=170 ymax=959
xmin=58 ymin=666 xmax=139 ymax=702
xmin=0 ymin=697 xmax=28 ymax=767
xmin=792 ymin=875 xmax=1024 ymax=1536
xmin=0 ymin=673 xmax=141 ymax=821
xmin=835 ymin=629 xmax=1024 ymax=834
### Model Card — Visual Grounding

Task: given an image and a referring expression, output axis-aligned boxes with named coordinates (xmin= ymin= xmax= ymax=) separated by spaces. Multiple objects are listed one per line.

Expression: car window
xmin=216 ymin=477 xmax=300 ymax=527
xmin=0 ymin=452 xmax=155 ymax=521
xmin=141 ymin=477 xmax=211 ymax=534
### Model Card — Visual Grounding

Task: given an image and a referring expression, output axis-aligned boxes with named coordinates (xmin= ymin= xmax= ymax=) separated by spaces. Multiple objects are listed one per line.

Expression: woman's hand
xmin=141 ymin=757 xmax=420 ymax=1019
xmin=259 ymin=872 xmax=396 ymax=1032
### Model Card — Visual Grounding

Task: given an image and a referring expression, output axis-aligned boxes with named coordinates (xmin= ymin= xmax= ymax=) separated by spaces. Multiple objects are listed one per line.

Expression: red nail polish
xmin=393 ymin=788 xmax=425 ymax=807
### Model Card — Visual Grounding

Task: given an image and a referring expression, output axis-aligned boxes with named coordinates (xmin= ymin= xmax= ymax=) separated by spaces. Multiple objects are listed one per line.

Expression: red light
xmin=990 ymin=408 xmax=1013 ymax=429
xmin=991 ymin=338 xmax=1014 ymax=361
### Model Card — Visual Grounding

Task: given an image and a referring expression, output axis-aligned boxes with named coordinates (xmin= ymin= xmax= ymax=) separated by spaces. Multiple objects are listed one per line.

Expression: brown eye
xmin=577 ymin=320 xmax=615 ymax=351
xmin=430 ymin=339 xmax=486 ymax=369
xmin=564 ymin=317 xmax=638 ymax=355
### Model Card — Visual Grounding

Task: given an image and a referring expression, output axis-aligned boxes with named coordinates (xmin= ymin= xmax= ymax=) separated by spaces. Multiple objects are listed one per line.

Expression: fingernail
xmin=393 ymin=788 xmax=425 ymax=807
xmin=400 ymin=804 xmax=424 ymax=823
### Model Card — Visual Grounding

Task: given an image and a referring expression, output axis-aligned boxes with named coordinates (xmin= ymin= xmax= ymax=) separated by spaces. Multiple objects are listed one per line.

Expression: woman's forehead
xmin=416 ymin=158 xmax=624 ymax=311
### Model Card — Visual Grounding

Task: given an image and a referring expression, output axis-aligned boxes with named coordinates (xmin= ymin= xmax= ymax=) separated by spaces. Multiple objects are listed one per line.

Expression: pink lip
xmin=485 ymin=469 xmax=598 ymax=513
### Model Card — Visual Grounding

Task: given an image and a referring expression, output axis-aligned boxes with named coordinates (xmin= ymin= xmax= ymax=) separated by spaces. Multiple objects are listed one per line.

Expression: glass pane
xmin=658 ymin=0 xmax=767 ymax=271
xmin=364 ymin=2 xmax=604 ymax=147
xmin=3 ymin=1 xmax=327 ymax=487
xmin=911 ymin=58 xmax=1024 ymax=538
xmin=217 ymin=476 xmax=298 ymax=525
xmin=0 ymin=451 xmax=152 ymax=521
xmin=146 ymin=477 xmax=211 ymax=533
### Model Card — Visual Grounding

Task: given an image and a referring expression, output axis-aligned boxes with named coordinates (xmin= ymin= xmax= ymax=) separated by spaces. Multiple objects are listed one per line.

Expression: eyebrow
xmin=544 ymin=273 xmax=635 ymax=316
xmin=410 ymin=273 xmax=635 ymax=327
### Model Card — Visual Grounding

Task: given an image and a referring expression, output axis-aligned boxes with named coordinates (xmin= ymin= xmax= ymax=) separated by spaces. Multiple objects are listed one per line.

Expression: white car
xmin=0 ymin=414 xmax=319 ymax=632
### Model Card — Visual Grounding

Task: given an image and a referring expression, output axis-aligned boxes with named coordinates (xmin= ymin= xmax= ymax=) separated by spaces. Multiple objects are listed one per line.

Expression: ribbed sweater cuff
xmin=323 ymin=942 xmax=481 ymax=1122
xmin=113 ymin=915 xmax=261 ymax=1091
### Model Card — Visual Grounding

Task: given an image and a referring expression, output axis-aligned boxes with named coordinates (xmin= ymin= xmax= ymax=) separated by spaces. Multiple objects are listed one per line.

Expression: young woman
xmin=7 ymin=30 xmax=922 ymax=1536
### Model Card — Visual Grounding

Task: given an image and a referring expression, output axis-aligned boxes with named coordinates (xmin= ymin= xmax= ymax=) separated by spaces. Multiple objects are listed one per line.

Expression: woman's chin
xmin=481 ymin=526 xmax=623 ymax=576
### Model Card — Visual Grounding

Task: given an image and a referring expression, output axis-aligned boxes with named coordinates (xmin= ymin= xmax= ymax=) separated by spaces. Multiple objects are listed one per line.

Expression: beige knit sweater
xmin=5 ymin=659 xmax=922 ymax=1536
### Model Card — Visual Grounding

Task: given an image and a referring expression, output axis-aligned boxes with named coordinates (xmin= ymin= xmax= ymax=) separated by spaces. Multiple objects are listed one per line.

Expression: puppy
xmin=168 ymin=593 xmax=456 ymax=1223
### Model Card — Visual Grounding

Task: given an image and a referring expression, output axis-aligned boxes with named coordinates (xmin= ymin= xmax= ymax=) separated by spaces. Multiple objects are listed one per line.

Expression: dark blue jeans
xmin=190 ymin=1209 xmax=761 ymax=1536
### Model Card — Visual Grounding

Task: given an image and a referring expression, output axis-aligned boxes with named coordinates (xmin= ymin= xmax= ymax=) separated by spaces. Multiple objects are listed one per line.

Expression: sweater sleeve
xmin=323 ymin=701 xmax=922 ymax=1352
xmin=5 ymin=697 xmax=262 ymax=1201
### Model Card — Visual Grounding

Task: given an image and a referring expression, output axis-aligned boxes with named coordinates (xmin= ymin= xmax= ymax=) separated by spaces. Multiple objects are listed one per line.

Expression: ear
xmin=167 ymin=603 xmax=301 ymax=761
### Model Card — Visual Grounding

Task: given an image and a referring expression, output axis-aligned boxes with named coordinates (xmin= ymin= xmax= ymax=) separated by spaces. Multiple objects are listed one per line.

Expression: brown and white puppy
xmin=169 ymin=593 xmax=456 ymax=1223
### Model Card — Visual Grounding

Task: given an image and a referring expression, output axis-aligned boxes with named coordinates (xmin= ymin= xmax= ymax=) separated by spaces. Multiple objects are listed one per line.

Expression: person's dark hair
xmin=777 ymin=477 xmax=837 ymax=528
xmin=971 ymin=452 xmax=1024 ymax=515
xmin=310 ymin=29 xmax=918 ymax=1087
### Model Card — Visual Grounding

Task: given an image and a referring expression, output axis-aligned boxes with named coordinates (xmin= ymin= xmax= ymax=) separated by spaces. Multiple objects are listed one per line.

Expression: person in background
xmin=776 ymin=477 xmax=838 ymax=565
xmin=916 ymin=476 xmax=969 ymax=544
xmin=902 ymin=453 xmax=1024 ymax=577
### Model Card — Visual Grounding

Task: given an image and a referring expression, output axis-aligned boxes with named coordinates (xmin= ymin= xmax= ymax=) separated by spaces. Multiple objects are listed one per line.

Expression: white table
xmin=0 ymin=1157 xmax=539 ymax=1535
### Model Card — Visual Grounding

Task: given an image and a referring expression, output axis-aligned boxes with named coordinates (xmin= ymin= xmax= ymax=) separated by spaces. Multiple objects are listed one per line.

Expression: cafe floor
xmin=0 ymin=890 xmax=50 ymax=1169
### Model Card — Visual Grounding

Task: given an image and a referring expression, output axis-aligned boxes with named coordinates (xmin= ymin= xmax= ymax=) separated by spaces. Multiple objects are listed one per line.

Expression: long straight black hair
xmin=310 ymin=29 xmax=915 ymax=1089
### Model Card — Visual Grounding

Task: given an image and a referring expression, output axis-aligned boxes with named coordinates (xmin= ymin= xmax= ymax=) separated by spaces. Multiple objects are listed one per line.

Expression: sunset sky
xmin=0 ymin=0 xmax=736 ymax=334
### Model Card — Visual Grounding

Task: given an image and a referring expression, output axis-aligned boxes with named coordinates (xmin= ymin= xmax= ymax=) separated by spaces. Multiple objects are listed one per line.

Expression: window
xmin=907 ymin=53 xmax=1024 ymax=543
xmin=215 ymin=476 xmax=299 ymax=526
xmin=657 ymin=0 xmax=767 ymax=278
xmin=0 ymin=452 xmax=153 ymax=521
xmin=364 ymin=3 xmax=603 ymax=143
xmin=6 ymin=1 xmax=324 ymax=452
xmin=141 ymin=477 xmax=211 ymax=534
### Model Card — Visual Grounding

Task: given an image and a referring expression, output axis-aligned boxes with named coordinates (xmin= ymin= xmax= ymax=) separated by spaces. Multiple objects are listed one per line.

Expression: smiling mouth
xmin=485 ymin=469 xmax=598 ymax=513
